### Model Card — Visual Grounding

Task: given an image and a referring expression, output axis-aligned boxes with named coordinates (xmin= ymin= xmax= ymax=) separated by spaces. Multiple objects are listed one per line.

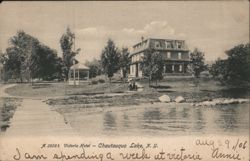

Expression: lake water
xmin=1 ymin=83 xmax=249 ymax=137
xmin=64 ymin=102 xmax=249 ymax=137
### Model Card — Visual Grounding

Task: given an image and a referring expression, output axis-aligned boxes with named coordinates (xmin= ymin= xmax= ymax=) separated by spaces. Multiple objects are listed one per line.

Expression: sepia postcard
xmin=0 ymin=1 xmax=249 ymax=161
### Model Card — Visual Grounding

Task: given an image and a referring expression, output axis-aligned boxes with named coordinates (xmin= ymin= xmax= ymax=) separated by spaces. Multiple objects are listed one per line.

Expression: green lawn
xmin=6 ymin=76 xmax=249 ymax=109
xmin=5 ymin=81 xmax=129 ymax=98
xmin=6 ymin=76 xmax=241 ymax=104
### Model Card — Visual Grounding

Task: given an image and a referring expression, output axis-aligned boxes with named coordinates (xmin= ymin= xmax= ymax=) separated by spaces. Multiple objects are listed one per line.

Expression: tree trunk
xmin=31 ymin=77 xmax=34 ymax=86
xmin=20 ymin=76 xmax=23 ymax=83
xmin=148 ymin=75 xmax=151 ymax=86
xmin=109 ymin=77 xmax=112 ymax=92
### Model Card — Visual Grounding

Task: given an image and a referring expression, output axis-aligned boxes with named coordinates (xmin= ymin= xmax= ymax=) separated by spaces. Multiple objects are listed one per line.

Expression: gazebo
xmin=68 ymin=63 xmax=90 ymax=85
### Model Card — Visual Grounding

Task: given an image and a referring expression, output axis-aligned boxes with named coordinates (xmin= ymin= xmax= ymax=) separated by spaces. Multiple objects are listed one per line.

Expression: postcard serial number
xmin=41 ymin=144 xmax=60 ymax=148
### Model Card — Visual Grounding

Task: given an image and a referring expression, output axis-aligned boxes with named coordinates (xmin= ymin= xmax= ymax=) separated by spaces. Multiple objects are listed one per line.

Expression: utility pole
xmin=73 ymin=60 xmax=76 ymax=86
xmin=73 ymin=35 xmax=76 ymax=86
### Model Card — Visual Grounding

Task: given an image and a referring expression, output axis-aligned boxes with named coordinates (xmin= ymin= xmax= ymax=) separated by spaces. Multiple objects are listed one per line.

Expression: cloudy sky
xmin=0 ymin=1 xmax=249 ymax=63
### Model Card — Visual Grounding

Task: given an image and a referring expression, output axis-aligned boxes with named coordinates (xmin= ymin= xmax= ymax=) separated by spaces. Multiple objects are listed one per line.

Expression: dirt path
xmin=0 ymin=84 xmax=16 ymax=97
xmin=0 ymin=84 xmax=78 ymax=136
xmin=0 ymin=84 xmax=82 ymax=160
xmin=5 ymin=99 xmax=78 ymax=136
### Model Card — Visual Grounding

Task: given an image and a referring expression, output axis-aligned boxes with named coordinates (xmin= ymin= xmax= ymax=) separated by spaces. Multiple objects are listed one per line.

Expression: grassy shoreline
xmin=5 ymin=78 xmax=249 ymax=109
xmin=0 ymin=98 xmax=22 ymax=132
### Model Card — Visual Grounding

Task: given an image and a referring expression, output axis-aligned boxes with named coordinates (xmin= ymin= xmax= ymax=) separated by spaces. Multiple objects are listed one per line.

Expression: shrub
xmin=91 ymin=80 xmax=98 ymax=85
xmin=98 ymin=79 xmax=105 ymax=83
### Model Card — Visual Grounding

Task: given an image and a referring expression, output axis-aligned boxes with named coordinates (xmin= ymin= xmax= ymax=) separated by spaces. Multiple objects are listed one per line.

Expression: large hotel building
xmin=129 ymin=38 xmax=190 ymax=78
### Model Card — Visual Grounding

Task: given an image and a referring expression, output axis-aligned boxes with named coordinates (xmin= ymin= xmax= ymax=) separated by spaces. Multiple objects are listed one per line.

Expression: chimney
xmin=141 ymin=36 xmax=144 ymax=42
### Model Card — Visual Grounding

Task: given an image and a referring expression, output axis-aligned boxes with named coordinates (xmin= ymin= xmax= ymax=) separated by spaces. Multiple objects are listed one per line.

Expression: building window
xmin=143 ymin=40 xmax=148 ymax=47
xmin=165 ymin=41 xmax=172 ymax=48
xmin=177 ymin=42 xmax=182 ymax=49
xmin=155 ymin=41 xmax=160 ymax=48
xmin=172 ymin=65 xmax=174 ymax=72
xmin=178 ymin=52 xmax=182 ymax=59
xmin=167 ymin=52 xmax=171 ymax=59
xmin=139 ymin=53 xmax=143 ymax=61
xmin=179 ymin=65 xmax=182 ymax=72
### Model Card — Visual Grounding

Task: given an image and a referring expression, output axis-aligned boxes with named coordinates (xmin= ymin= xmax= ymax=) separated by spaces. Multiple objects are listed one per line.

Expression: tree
xmin=31 ymin=44 xmax=63 ymax=80
xmin=60 ymin=27 xmax=80 ymax=80
xmin=7 ymin=30 xmax=40 ymax=82
xmin=85 ymin=58 xmax=102 ymax=78
xmin=3 ymin=30 xmax=63 ymax=82
xmin=0 ymin=50 xmax=5 ymax=64
xmin=141 ymin=50 xmax=164 ymax=86
xmin=3 ymin=47 xmax=23 ymax=81
xmin=210 ymin=43 xmax=250 ymax=85
xmin=101 ymin=39 xmax=120 ymax=83
xmin=119 ymin=47 xmax=130 ymax=79
xmin=0 ymin=51 xmax=6 ymax=82
xmin=210 ymin=58 xmax=228 ymax=83
xmin=189 ymin=48 xmax=206 ymax=78
xmin=226 ymin=43 xmax=250 ymax=84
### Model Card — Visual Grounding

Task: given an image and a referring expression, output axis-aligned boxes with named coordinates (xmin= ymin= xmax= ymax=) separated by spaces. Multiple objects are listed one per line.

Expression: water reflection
xmin=214 ymin=105 xmax=241 ymax=133
xmin=121 ymin=113 xmax=130 ymax=128
xmin=181 ymin=107 xmax=189 ymax=119
xmin=193 ymin=108 xmax=205 ymax=132
xmin=103 ymin=111 xmax=117 ymax=130
xmin=142 ymin=108 xmax=165 ymax=131
xmin=143 ymin=108 xmax=161 ymax=123
xmin=68 ymin=102 xmax=249 ymax=136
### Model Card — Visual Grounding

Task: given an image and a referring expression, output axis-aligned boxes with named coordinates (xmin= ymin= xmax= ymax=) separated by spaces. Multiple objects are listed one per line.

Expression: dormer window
xmin=165 ymin=41 xmax=172 ymax=48
xmin=155 ymin=41 xmax=160 ymax=48
xmin=177 ymin=42 xmax=182 ymax=49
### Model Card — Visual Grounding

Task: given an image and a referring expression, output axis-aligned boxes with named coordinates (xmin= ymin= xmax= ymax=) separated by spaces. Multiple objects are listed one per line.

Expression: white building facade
xmin=129 ymin=38 xmax=190 ymax=78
